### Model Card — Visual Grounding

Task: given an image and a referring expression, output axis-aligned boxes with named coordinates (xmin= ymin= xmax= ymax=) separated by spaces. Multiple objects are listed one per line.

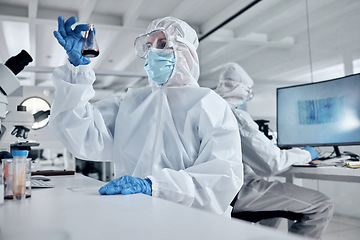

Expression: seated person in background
xmin=215 ymin=62 xmax=333 ymax=239
xmin=50 ymin=16 xmax=243 ymax=216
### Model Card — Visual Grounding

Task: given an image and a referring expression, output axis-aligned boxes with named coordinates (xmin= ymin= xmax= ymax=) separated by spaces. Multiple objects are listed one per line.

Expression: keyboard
xmin=316 ymin=156 xmax=351 ymax=166
xmin=293 ymin=156 xmax=351 ymax=167
xmin=31 ymin=179 xmax=55 ymax=188
xmin=318 ymin=155 xmax=351 ymax=161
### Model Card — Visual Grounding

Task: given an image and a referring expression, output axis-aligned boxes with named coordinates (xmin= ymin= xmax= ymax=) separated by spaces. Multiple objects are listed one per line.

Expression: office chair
xmin=231 ymin=211 xmax=304 ymax=223
xmin=230 ymin=195 xmax=304 ymax=224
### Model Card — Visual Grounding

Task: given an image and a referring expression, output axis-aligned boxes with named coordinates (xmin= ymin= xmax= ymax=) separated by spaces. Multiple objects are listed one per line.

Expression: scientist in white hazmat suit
xmin=215 ymin=62 xmax=334 ymax=239
xmin=50 ymin=16 xmax=243 ymax=216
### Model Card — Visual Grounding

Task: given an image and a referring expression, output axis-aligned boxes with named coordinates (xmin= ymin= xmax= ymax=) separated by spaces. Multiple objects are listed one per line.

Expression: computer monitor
xmin=276 ymin=73 xmax=360 ymax=156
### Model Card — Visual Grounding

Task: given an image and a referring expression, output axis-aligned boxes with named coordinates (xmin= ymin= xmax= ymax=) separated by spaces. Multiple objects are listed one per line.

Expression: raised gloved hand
xmin=53 ymin=16 xmax=91 ymax=66
xmin=99 ymin=175 xmax=152 ymax=196
xmin=303 ymin=146 xmax=319 ymax=161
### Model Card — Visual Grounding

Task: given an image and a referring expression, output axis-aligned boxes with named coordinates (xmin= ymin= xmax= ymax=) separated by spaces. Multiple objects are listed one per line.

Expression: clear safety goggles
xmin=217 ymin=80 xmax=254 ymax=100
xmin=134 ymin=29 xmax=171 ymax=58
xmin=217 ymin=80 xmax=239 ymax=89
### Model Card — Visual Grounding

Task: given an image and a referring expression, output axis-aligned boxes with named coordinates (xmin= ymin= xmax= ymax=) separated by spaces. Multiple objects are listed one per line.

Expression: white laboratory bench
xmin=0 ymin=174 xmax=306 ymax=240
xmin=279 ymin=165 xmax=360 ymax=183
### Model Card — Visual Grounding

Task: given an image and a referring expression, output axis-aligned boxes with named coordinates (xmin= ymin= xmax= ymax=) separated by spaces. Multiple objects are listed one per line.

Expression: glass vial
xmin=81 ymin=24 xmax=100 ymax=58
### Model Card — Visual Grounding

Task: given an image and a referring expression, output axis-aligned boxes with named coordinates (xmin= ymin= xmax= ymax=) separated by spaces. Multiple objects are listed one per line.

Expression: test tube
xmin=12 ymin=150 xmax=28 ymax=200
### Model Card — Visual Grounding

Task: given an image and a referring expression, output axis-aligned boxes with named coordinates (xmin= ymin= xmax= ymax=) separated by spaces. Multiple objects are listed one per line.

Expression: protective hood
xmin=215 ymin=62 xmax=254 ymax=108
xmin=145 ymin=16 xmax=200 ymax=88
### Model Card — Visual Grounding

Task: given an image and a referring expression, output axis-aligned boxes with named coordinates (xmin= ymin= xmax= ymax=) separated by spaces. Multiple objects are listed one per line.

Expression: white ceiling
xmin=1 ymin=0 xmax=360 ymax=102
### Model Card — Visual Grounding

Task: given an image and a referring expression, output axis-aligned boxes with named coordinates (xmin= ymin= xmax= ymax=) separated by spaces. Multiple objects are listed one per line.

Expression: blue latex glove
xmin=303 ymin=146 xmax=319 ymax=160
xmin=53 ymin=16 xmax=91 ymax=66
xmin=99 ymin=175 xmax=152 ymax=196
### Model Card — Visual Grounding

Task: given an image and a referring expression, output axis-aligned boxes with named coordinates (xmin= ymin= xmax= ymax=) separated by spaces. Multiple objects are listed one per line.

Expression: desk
xmin=279 ymin=166 xmax=360 ymax=227
xmin=0 ymin=174 xmax=305 ymax=240
xmin=280 ymin=166 xmax=360 ymax=183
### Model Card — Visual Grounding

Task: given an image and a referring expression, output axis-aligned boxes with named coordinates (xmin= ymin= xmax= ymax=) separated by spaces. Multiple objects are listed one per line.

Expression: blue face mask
xmin=144 ymin=50 xmax=175 ymax=84
xmin=237 ymin=102 xmax=246 ymax=110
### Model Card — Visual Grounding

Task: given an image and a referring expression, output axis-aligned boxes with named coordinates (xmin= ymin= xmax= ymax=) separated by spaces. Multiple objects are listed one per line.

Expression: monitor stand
xmin=318 ymin=146 xmax=343 ymax=160
xmin=333 ymin=146 xmax=341 ymax=157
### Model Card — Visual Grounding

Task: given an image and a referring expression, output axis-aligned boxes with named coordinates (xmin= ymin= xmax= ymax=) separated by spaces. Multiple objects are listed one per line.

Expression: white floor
xmin=276 ymin=214 xmax=360 ymax=240
xmin=322 ymin=214 xmax=360 ymax=240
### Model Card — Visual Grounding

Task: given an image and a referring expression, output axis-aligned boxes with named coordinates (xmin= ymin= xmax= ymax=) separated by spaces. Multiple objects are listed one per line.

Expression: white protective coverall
xmin=49 ymin=18 xmax=243 ymax=216
xmin=216 ymin=63 xmax=334 ymax=239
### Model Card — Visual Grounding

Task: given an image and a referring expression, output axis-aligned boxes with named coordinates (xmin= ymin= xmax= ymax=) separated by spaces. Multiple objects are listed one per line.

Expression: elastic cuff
xmin=144 ymin=178 xmax=152 ymax=196
xmin=146 ymin=176 xmax=159 ymax=197
xmin=66 ymin=59 xmax=92 ymax=74
xmin=144 ymin=178 xmax=152 ymax=185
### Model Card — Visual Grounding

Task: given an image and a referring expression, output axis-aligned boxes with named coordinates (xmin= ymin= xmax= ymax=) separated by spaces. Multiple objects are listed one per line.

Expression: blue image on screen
xmin=298 ymin=96 xmax=344 ymax=125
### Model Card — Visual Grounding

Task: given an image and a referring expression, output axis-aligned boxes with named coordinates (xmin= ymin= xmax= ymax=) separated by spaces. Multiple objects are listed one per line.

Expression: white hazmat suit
xmin=215 ymin=63 xmax=333 ymax=239
xmin=49 ymin=17 xmax=243 ymax=216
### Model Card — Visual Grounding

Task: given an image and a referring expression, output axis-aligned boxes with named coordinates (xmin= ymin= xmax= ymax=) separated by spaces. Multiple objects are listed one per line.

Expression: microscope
xmin=0 ymin=50 xmax=39 ymax=151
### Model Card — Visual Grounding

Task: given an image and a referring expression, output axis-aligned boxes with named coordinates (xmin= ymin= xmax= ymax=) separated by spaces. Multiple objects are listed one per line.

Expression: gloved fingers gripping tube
xmin=64 ymin=16 xmax=78 ymax=35
xmin=53 ymin=16 xmax=91 ymax=66
xmin=144 ymin=178 xmax=152 ymax=196
xmin=56 ymin=16 xmax=67 ymax=39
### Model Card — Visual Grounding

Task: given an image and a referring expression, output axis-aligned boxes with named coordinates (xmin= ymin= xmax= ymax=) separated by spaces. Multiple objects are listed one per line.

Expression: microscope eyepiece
xmin=4 ymin=50 xmax=33 ymax=75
